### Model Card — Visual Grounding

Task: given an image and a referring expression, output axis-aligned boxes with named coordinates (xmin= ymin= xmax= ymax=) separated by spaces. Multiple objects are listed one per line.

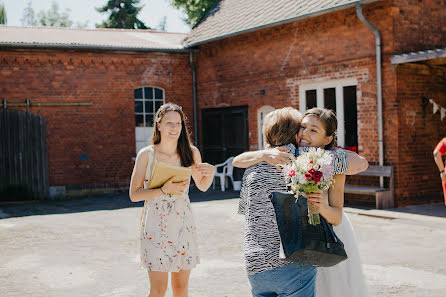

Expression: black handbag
xmin=269 ymin=146 xmax=348 ymax=267
xmin=270 ymin=192 xmax=347 ymax=267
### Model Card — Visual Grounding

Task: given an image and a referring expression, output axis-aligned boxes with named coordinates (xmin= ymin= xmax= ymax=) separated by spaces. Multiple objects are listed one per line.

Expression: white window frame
xmin=257 ymin=106 xmax=275 ymax=149
xmin=134 ymin=86 xmax=165 ymax=154
xmin=298 ymin=79 xmax=357 ymax=148
xmin=134 ymin=86 xmax=165 ymax=128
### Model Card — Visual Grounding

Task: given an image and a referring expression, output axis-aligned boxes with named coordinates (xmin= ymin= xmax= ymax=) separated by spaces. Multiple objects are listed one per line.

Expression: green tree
xmin=0 ymin=1 xmax=7 ymax=25
xmin=37 ymin=2 xmax=73 ymax=27
xmin=21 ymin=0 xmax=37 ymax=26
xmin=96 ymin=0 xmax=148 ymax=29
xmin=157 ymin=16 xmax=167 ymax=31
xmin=170 ymin=0 xmax=219 ymax=27
xmin=21 ymin=1 xmax=74 ymax=27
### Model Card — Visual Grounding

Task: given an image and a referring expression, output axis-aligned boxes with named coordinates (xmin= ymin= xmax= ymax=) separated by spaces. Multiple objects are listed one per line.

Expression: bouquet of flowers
xmin=282 ymin=147 xmax=336 ymax=225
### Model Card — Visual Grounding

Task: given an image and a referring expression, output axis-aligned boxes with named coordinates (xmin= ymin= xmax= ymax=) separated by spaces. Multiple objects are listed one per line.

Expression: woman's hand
xmin=193 ymin=162 xmax=216 ymax=178
xmin=161 ymin=177 xmax=189 ymax=195
xmin=262 ymin=147 xmax=294 ymax=171
xmin=307 ymin=191 xmax=329 ymax=212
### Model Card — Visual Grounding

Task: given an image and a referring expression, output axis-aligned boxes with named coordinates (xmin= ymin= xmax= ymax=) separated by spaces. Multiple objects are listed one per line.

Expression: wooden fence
xmin=0 ymin=109 xmax=49 ymax=200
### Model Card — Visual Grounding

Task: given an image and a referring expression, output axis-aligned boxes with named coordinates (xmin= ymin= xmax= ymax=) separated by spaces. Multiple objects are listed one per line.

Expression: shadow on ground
xmin=0 ymin=188 xmax=240 ymax=219
xmin=389 ymin=203 xmax=446 ymax=218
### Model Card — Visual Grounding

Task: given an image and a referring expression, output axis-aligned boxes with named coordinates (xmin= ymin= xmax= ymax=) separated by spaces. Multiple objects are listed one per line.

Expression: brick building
xmin=1 ymin=0 xmax=445 ymax=206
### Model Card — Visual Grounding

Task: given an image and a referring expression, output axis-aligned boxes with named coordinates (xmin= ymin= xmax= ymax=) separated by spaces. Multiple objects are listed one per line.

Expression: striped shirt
xmin=239 ymin=144 xmax=348 ymax=275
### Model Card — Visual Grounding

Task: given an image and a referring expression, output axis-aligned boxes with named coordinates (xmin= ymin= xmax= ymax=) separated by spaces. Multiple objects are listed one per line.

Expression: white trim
xmin=257 ymin=106 xmax=275 ymax=150
xmin=299 ymin=78 xmax=357 ymax=148
xmin=134 ymin=86 xmax=165 ymax=154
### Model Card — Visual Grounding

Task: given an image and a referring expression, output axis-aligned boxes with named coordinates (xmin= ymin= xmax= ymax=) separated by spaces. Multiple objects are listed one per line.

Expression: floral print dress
xmin=139 ymin=146 xmax=200 ymax=272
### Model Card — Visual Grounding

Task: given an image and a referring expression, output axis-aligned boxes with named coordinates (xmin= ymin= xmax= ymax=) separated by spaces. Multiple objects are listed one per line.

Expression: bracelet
xmin=160 ymin=187 xmax=166 ymax=194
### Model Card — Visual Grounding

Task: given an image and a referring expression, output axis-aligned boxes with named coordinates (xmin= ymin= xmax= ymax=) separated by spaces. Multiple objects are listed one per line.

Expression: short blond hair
xmin=262 ymin=107 xmax=302 ymax=148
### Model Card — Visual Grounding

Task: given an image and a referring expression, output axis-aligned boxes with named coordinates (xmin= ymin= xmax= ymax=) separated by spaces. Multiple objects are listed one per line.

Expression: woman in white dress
xmin=129 ymin=103 xmax=215 ymax=297
xmin=298 ymin=108 xmax=368 ymax=297
xmin=233 ymin=107 xmax=368 ymax=297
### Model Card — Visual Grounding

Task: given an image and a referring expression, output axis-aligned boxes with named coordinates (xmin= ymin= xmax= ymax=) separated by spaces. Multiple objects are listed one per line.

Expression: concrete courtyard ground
xmin=1 ymin=189 xmax=446 ymax=297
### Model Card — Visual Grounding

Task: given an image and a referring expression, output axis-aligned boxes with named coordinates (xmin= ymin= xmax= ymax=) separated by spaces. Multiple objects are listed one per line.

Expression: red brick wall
xmin=196 ymin=2 xmax=402 ymax=195
xmin=395 ymin=63 xmax=446 ymax=205
xmin=0 ymin=50 xmax=193 ymax=191
xmin=393 ymin=0 xmax=446 ymax=53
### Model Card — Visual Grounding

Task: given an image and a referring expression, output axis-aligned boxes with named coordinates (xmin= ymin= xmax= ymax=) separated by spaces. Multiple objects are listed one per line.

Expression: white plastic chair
xmin=212 ymin=156 xmax=235 ymax=192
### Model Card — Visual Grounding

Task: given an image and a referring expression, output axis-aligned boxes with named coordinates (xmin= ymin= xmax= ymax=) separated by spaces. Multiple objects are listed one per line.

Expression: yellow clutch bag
xmin=148 ymin=161 xmax=192 ymax=189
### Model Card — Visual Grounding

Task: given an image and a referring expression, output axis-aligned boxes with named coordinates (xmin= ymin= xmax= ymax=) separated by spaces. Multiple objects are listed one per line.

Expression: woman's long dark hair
xmin=304 ymin=108 xmax=337 ymax=150
xmin=151 ymin=103 xmax=194 ymax=167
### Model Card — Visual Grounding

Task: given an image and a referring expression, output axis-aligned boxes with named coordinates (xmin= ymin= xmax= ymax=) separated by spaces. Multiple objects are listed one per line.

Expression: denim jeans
xmin=247 ymin=263 xmax=316 ymax=297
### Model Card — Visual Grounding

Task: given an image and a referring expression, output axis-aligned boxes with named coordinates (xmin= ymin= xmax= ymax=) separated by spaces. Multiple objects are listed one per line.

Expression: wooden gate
xmin=0 ymin=109 xmax=49 ymax=200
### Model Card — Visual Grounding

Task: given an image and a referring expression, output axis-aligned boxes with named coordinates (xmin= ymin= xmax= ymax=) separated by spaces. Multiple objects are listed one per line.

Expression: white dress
xmin=316 ymin=193 xmax=368 ymax=297
xmin=138 ymin=146 xmax=200 ymax=272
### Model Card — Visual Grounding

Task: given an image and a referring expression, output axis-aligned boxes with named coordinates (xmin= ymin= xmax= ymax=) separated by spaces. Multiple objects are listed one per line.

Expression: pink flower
xmin=305 ymin=173 xmax=313 ymax=180
xmin=289 ymin=170 xmax=296 ymax=177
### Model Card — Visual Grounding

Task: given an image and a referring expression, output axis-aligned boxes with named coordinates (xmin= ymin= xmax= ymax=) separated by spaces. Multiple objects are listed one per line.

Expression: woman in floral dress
xmin=129 ymin=103 xmax=215 ymax=297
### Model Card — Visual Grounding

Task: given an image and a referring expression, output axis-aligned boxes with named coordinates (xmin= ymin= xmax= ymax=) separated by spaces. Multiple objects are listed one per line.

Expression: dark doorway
xmin=343 ymin=86 xmax=358 ymax=149
xmin=201 ymin=106 xmax=249 ymax=180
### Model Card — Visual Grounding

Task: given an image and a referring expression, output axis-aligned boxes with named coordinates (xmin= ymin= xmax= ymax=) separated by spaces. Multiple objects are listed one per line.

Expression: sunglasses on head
xmin=160 ymin=104 xmax=182 ymax=111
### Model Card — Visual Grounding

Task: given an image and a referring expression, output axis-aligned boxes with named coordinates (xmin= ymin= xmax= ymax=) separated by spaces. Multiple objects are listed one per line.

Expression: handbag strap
xmin=138 ymin=147 xmax=156 ymax=240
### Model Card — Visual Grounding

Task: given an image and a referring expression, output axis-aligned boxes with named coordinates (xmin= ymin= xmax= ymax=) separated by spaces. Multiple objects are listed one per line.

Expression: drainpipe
xmin=189 ymin=51 xmax=198 ymax=146
xmin=356 ymin=3 xmax=384 ymax=187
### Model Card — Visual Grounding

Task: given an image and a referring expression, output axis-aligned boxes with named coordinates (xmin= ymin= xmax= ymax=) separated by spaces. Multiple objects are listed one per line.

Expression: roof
xmin=185 ymin=0 xmax=379 ymax=47
xmin=391 ymin=48 xmax=446 ymax=64
xmin=0 ymin=26 xmax=189 ymax=52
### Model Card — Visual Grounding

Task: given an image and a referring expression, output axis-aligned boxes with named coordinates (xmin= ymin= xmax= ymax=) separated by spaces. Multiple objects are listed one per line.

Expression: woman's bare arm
xmin=191 ymin=146 xmax=215 ymax=192
xmin=129 ymin=148 xmax=189 ymax=202
xmin=232 ymin=149 xmax=293 ymax=170
xmin=307 ymin=174 xmax=345 ymax=226
xmin=343 ymin=150 xmax=369 ymax=175
xmin=129 ymin=148 xmax=165 ymax=202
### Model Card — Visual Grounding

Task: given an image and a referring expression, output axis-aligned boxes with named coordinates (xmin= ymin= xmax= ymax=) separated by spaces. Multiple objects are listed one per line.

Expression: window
xmin=299 ymin=79 xmax=358 ymax=148
xmin=257 ymin=106 xmax=275 ymax=149
xmin=134 ymin=87 xmax=165 ymax=127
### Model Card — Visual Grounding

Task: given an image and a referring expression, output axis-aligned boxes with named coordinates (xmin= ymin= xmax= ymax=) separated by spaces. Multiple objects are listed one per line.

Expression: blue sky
xmin=2 ymin=0 xmax=191 ymax=33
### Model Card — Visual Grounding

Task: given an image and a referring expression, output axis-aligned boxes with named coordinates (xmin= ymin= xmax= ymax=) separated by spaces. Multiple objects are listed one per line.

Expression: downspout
xmin=189 ymin=51 xmax=199 ymax=146
xmin=356 ymin=3 xmax=384 ymax=187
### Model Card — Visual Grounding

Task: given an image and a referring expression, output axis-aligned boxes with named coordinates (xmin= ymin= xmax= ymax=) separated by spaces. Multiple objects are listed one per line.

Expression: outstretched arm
xmin=233 ymin=148 xmax=293 ymax=170
xmin=343 ymin=150 xmax=369 ymax=175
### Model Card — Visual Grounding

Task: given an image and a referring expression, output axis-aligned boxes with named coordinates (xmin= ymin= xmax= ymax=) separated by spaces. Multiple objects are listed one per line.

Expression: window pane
xmin=144 ymin=87 xmax=153 ymax=99
xmin=343 ymin=86 xmax=358 ymax=148
xmin=155 ymin=100 xmax=163 ymax=113
xmin=155 ymin=88 xmax=163 ymax=99
xmin=323 ymin=88 xmax=336 ymax=113
xmin=305 ymin=90 xmax=317 ymax=110
xmin=145 ymin=114 xmax=154 ymax=127
xmin=145 ymin=100 xmax=154 ymax=113
xmin=134 ymin=88 xmax=143 ymax=99
xmin=134 ymin=100 xmax=143 ymax=113
xmin=135 ymin=114 xmax=144 ymax=127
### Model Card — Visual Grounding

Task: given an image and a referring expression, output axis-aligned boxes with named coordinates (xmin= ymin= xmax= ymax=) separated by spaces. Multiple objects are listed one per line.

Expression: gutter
xmin=0 ymin=42 xmax=192 ymax=53
xmin=356 ymin=3 xmax=384 ymax=187
xmin=189 ymin=51 xmax=199 ymax=146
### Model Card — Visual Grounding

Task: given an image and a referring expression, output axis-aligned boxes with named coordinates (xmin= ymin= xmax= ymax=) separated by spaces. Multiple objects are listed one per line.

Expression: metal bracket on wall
xmin=1 ymin=98 xmax=93 ymax=111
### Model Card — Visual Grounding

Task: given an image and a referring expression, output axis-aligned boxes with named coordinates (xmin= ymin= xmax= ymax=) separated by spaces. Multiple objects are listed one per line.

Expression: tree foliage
xmin=96 ymin=0 xmax=148 ymax=29
xmin=0 ymin=2 xmax=7 ymax=25
xmin=21 ymin=1 xmax=73 ymax=27
xmin=37 ymin=2 xmax=73 ymax=27
xmin=170 ymin=0 xmax=219 ymax=27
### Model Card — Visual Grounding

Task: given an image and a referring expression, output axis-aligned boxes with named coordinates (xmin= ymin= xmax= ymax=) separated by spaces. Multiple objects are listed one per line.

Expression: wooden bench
xmin=344 ymin=165 xmax=394 ymax=209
